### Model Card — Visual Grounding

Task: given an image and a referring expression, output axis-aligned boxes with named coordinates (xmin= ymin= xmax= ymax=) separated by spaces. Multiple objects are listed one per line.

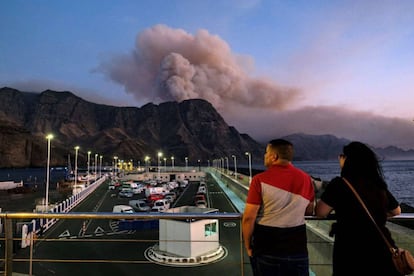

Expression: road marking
xmin=95 ymin=226 xmax=105 ymax=234
xmin=59 ymin=230 xmax=71 ymax=238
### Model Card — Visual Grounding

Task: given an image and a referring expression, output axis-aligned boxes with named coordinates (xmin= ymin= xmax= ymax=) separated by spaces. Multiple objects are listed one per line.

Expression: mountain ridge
xmin=0 ymin=87 xmax=413 ymax=168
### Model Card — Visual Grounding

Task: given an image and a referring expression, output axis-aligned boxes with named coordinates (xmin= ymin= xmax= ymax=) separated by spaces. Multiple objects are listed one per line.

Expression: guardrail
xmin=1 ymin=212 xmax=414 ymax=276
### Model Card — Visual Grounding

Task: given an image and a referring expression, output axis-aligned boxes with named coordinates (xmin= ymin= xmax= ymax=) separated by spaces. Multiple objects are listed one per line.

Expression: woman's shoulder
xmin=329 ymin=176 xmax=343 ymax=184
xmin=323 ymin=176 xmax=345 ymax=193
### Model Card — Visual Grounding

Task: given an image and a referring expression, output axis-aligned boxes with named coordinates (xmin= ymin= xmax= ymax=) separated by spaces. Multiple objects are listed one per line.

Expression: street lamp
xmin=185 ymin=157 xmax=188 ymax=171
xmin=198 ymin=159 xmax=201 ymax=171
xmin=245 ymin=152 xmax=252 ymax=184
xmin=99 ymin=155 xmax=103 ymax=178
xmin=45 ymin=134 xmax=53 ymax=211
xmin=94 ymin=153 xmax=98 ymax=180
xmin=87 ymin=151 xmax=91 ymax=186
xmin=232 ymin=155 xmax=237 ymax=180
xmin=145 ymin=156 xmax=150 ymax=173
xmin=171 ymin=156 xmax=175 ymax=171
xmin=157 ymin=152 xmax=163 ymax=180
xmin=74 ymin=146 xmax=79 ymax=187
xmin=163 ymin=157 xmax=167 ymax=172
xmin=113 ymin=156 xmax=118 ymax=177
xmin=225 ymin=157 xmax=229 ymax=174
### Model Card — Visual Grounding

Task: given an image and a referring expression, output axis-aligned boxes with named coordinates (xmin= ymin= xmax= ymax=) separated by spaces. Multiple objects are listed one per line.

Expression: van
xmin=151 ymin=199 xmax=171 ymax=212
xmin=129 ymin=200 xmax=151 ymax=212
xmin=112 ymin=205 xmax=134 ymax=213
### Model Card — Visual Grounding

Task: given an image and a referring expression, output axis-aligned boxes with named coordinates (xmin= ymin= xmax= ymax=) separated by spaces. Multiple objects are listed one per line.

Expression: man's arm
xmin=242 ymin=203 xmax=260 ymax=257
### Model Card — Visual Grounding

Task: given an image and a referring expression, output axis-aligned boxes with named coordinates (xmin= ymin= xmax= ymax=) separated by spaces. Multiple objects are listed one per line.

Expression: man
xmin=242 ymin=139 xmax=315 ymax=276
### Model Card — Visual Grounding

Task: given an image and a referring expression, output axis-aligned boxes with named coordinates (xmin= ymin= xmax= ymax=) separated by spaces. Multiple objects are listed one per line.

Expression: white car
xmin=164 ymin=192 xmax=177 ymax=202
xmin=151 ymin=199 xmax=171 ymax=212
xmin=129 ymin=199 xmax=151 ymax=212
xmin=112 ymin=205 xmax=134 ymax=213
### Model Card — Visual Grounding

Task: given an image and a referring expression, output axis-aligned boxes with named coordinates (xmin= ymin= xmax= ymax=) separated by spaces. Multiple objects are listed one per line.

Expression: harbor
xmin=1 ymin=163 xmax=414 ymax=275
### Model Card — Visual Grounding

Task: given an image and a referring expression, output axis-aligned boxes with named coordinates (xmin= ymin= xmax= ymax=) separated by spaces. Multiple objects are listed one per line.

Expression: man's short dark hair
xmin=268 ymin=139 xmax=294 ymax=161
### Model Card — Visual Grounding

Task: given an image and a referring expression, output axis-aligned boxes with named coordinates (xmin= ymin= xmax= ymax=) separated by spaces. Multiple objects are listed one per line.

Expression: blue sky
xmin=1 ymin=0 xmax=414 ymax=150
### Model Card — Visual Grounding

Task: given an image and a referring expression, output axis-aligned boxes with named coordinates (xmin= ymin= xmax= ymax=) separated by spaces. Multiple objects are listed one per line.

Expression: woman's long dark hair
xmin=340 ymin=141 xmax=387 ymax=190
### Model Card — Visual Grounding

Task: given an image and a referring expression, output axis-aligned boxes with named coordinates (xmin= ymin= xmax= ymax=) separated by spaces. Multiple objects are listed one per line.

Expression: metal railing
xmin=1 ymin=212 xmax=414 ymax=276
xmin=2 ymin=167 xmax=414 ymax=276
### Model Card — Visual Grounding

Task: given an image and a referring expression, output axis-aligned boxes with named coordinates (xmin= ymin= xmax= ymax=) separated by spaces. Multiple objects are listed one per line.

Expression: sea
xmin=249 ymin=160 xmax=414 ymax=208
xmin=1 ymin=160 xmax=414 ymax=208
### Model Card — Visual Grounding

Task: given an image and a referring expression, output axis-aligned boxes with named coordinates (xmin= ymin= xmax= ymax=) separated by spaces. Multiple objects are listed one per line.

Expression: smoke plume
xmin=97 ymin=24 xmax=299 ymax=110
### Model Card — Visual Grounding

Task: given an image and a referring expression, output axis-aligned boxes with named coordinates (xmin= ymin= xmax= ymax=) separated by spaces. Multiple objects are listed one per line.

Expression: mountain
xmin=282 ymin=133 xmax=414 ymax=161
xmin=0 ymin=87 xmax=413 ymax=168
xmin=0 ymin=87 xmax=264 ymax=168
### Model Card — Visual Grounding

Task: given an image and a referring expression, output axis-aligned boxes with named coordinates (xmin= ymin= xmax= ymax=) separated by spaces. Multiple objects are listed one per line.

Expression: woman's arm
xmin=387 ymin=206 xmax=401 ymax=217
xmin=315 ymin=199 xmax=334 ymax=218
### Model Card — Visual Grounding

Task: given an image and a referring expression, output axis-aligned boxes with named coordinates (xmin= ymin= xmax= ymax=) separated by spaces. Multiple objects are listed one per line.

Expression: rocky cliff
xmin=1 ymin=87 xmax=412 ymax=168
xmin=0 ymin=87 xmax=264 ymax=168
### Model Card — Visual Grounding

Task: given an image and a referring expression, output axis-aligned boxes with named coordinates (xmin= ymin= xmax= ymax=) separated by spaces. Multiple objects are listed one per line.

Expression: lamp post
xmin=87 ymin=151 xmax=91 ymax=186
xmin=171 ymin=156 xmax=175 ymax=171
xmin=163 ymin=157 xmax=167 ymax=172
xmin=74 ymin=146 xmax=79 ymax=187
xmin=145 ymin=156 xmax=150 ymax=173
xmin=157 ymin=152 xmax=162 ymax=180
xmin=232 ymin=155 xmax=237 ymax=180
xmin=94 ymin=153 xmax=98 ymax=181
xmin=45 ymin=134 xmax=53 ymax=211
xmin=99 ymin=155 xmax=103 ymax=178
xmin=185 ymin=157 xmax=188 ymax=171
xmin=113 ymin=156 xmax=118 ymax=177
xmin=245 ymin=152 xmax=252 ymax=184
xmin=225 ymin=157 xmax=229 ymax=174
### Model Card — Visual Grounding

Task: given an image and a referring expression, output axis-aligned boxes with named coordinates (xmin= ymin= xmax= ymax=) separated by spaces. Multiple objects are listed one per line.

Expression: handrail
xmin=0 ymin=212 xmax=242 ymax=220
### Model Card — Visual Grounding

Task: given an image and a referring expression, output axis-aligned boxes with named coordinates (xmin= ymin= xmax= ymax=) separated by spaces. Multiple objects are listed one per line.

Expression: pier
xmin=1 ymin=167 xmax=413 ymax=276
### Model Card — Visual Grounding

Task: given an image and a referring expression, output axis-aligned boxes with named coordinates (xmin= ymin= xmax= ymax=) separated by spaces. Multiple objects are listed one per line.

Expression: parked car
xmin=194 ymin=194 xmax=206 ymax=203
xmin=119 ymin=189 xmax=134 ymax=198
xmin=164 ymin=192 xmax=177 ymax=202
xmin=197 ymin=186 xmax=207 ymax=194
xmin=112 ymin=205 xmax=134 ymax=213
xmin=129 ymin=199 xmax=151 ymax=212
xmin=151 ymin=199 xmax=171 ymax=212
xmin=195 ymin=199 xmax=207 ymax=208
xmin=148 ymin=193 xmax=164 ymax=203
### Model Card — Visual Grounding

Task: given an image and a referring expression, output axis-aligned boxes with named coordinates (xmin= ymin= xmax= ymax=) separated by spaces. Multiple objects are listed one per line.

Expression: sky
xmin=1 ymin=0 xmax=414 ymax=150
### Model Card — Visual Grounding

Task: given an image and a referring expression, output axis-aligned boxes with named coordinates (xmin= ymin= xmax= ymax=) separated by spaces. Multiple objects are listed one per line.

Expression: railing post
xmin=5 ymin=218 xmax=13 ymax=276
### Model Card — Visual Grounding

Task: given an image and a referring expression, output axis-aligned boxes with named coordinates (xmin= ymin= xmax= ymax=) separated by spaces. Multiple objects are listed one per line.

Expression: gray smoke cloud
xmin=96 ymin=24 xmax=300 ymax=110
xmin=94 ymin=24 xmax=414 ymax=151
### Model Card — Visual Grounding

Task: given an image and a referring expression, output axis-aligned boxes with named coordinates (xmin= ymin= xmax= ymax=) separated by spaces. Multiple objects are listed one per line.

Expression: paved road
xmin=11 ymin=173 xmax=251 ymax=276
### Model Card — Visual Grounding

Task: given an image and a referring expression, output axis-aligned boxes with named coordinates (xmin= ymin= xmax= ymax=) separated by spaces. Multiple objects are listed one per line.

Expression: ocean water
xmin=295 ymin=160 xmax=414 ymax=208
xmin=0 ymin=167 xmax=68 ymax=189
xmin=249 ymin=160 xmax=414 ymax=208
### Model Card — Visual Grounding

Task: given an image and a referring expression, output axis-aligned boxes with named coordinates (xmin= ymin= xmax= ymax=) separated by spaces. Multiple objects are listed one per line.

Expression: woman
xmin=316 ymin=141 xmax=401 ymax=275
